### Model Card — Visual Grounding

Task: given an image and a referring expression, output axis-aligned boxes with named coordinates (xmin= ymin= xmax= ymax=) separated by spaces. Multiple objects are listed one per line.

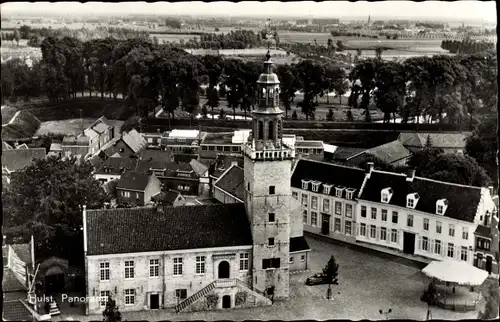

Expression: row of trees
xmin=331 ymin=30 xmax=379 ymax=39
xmin=348 ymin=53 xmax=497 ymax=126
xmin=441 ymin=39 xmax=495 ymax=54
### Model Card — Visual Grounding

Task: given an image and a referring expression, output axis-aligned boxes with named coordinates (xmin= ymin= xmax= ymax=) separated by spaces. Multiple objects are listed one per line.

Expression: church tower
xmin=243 ymin=51 xmax=295 ymax=300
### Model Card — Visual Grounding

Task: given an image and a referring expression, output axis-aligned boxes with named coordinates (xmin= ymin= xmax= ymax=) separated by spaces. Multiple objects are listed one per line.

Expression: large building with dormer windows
xmin=83 ymin=52 xmax=310 ymax=315
xmin=291 ymin=159 xmax=499 ymax=277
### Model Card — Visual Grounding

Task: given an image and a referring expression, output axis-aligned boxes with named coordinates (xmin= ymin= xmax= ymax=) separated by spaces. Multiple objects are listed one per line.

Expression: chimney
xmin=406 ymin=169 xmax=416 ymax=182
xmin=366 ymin=162 xmax=374 ymax=173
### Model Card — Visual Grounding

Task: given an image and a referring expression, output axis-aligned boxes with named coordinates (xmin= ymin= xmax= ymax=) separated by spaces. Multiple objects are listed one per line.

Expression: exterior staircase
xmin=175 ymin=281 xmax=216 ymax=313
xmin=175 ymin=278 xmax=271 ymax=313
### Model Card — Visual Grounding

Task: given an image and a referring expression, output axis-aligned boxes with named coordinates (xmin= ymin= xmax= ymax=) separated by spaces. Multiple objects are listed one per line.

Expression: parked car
xmin=305 ymin=273 xmax=339 ymax=286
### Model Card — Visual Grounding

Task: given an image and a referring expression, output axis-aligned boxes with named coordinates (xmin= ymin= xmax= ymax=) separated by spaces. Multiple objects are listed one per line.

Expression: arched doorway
xmin=222 ymin=295 xmax=231 ymax=309
xmin=218 ymin=261 xmax=230 ymax=279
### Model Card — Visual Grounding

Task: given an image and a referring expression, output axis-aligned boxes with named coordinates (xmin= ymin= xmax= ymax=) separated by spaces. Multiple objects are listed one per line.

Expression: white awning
xmin=422 ymin=260 xmax=489 ymax=286
xmin=323 ymin=144 xmax=338 ymax=154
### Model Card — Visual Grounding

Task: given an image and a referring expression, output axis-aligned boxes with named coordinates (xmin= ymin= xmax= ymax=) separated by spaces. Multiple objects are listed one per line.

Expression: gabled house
xmin=116 ymin=172 xmax=162 ymax=206
xmin=357 ymin=164 xmax=498 ymax=275
xmin=101 ymin=129 xmax=147 ymax=159
xmin=2 ymin=148 xmax=46 ymax=184
xmin=93 ymin=157 xmax=139 ymax=184
xmin=397 ymin=132 xmax=471 ymax=154
xmin=190 ymin=159 xmax=210 ymax=197
xmin=208 ymin=154 xmax=244 ymax=182
xmin=214 ymin=164 xmax=245 ymax=204
xmin=291 ymin=159 xmax=367 ymax=243
xmin=346 ymin=140 xmax=412 ymax=167
xmin=61 ymin=116 xmax=114 ymax=159
xmin=2 ymin=238 xmax=36 ymax=321
xmin=151 ymin=190 xmax=186 ymax=207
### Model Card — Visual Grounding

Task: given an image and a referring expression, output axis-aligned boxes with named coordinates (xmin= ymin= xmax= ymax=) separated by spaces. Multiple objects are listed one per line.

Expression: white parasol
xmin=422 ymin=259 xmax=489 ymax=286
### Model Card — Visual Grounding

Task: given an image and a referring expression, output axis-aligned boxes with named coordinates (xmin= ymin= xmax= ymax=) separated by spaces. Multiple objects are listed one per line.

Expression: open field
xmin=36 ymin=118 xmax=125 ymax=136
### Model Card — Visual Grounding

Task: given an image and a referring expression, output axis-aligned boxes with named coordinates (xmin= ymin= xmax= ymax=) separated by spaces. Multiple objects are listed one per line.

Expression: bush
xmin=235 ymin=292 xmax=246 ymax=306
xmin=219 ymin=108 xmax=226 ymax=119
xmin=326 ymin=108 xmax=334 ymax=121
xmin=206 ymin=294 xmax=218 ymax=309
xmin=479 ymin=283 xmax=500 ymax=319
xmin=291 ymin=110 xmax=298 ymax=120
xmin=201 ymin=106 xmax=208 ymax=118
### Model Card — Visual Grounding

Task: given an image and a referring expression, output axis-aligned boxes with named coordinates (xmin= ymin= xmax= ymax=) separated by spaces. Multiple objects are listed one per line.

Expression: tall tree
xmin=103 ymin=295 xmax=122 ymax=322
xmin=277 ymin=64 xmax=298 ymax=118
xmin=323 ymin=255 xmax=339 ymax=299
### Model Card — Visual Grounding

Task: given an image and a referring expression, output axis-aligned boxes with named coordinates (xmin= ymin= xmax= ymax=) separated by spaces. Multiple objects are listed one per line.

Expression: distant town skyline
xmin=1 ymin=1 xmax=497 ymax=23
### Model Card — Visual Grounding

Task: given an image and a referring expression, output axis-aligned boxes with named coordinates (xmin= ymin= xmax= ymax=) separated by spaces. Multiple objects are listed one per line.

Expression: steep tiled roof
xmin=116 ymin=171 xmax=152 ymax=191
xmin=211 ymin=154 xmax=244 ymax=178
xmin=349 ymin=140 xmax=411 ymax=165
xmin=474 ymin=225 xmax=492 ymax=238
xmin=290 ymin=236 xmax=311 ymax=253
xmin=86 ymin=204 xmax=252 ymax=255
xmin=122 ymin=129 xmax=148 ymax=153
xmin=2 ymin=268 xmax=27 ymax=292
xmin=330 ymin=146 xmax=366 ymax=160
xmin=174 ymin=154 xmax=198 ymax=163
xmin=215 ymin=165 xmax=245 ymax=201
xmin=359 ymin=171 xmax=482 ymax=223
xmin=190 ymin=159 xmax=208 ymax=176
xmin=291 ymin=159 xmax=366 ymax=196
xmin=1 ymin=148 xmax=46 ymax=172
xmin=2 ymin=300 xmax=33 ymax=321
xmin=95 ymin=157 xmax=138 ymax=174
xmin=135 ymin=160 xmax=198 ymax=179
xmin=398 ymin=132 xmax=471 ymax=149
xmin=152 ymin=190 xmax=181 ymax=204
xmin=201 ymin=132 xmax=235 ymax=145
xmin=138 ymin=149 xmax=173 ymax=162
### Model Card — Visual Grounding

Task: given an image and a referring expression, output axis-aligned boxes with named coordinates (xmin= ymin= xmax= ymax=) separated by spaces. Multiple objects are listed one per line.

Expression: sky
xmin=1 ymin=1 xmax=497 ymax=23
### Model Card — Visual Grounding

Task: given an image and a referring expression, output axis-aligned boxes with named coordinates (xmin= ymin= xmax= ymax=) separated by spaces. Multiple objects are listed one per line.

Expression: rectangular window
xmin=449 ymin=224 xmax=455 ymax=237
xmin=391 ymin=211 xmax=398 ymax=224
xmin=100 ymin=291 xmax=110 ymax=307
xmin=302 ymin=194 xmax=308 ymax=206
xmin=381 ymin=209 xmax=388 ymax=221
xmin=345 ymin=204 xmax=353 ymax=218
xmin=100 ymin=262 xmax=110 ymax=281
xmin=462 ymin=227 xmax=468 ymax=240
xmin=302 ymin=181 xmax=308 ymax=189
xmin=437 ymin=204 xmax=444 ymax=214
xmin=269 ymin=186 xmax=275 ymax=194
xmin=175 ymin=289 xmax=187 ymax=300
xmin=370 ymin=225 xmax=376 ymax=239
xmin=423 ymin=218 xmax=429 ymax=231
xmin=196 ymin=256 xmax=206 ymax=274
xmin=372 ymin=208 xmax=378 ymax=220
xmin=311 ymin=212 xmax=318 ymax=227
xmin=136 ymin=192 xmax=140 ymax=199
xmin=312 ymin=183 xmax=319 ymax=192
xmin=407 ymin=214 xmax=413 ymax=227
xmin=335 ymin=201 xmax=342 ymax=215
xmin=216 ymin=146 xmax=223 ymax=151
xmin=289 ymin=257 xmax=294 ymax=264
xmin=436 ymin=221 xmax=442 ymax=234
xmin=292 ymin=192 xmax=298 ymax=199
xmin=334 ymin=218 xmax=341 ymax=233
xmin=380 ymin=227 xmax=387 ymax=241
xmin=123 ymin=191 xmax=130 ymax=198
xmin=391 ymin=229 xmax=398 ymax=243
xmin=125 ymin=289 xmax=135 ymax=305
xmin=268 ymin=238 xmax=275 ymax=246
xmin=208 ymin=146 xmax=215 ymax=151
xmin=447 ymin=243 xmax=454 ymax=258
xmin=239 ymin=253 xmax=249 ymax=271
xmin=345 ymin=221 xmax=352 ymax=235
xmin=361 ymin=206 xmax=367 ymax=218
xmin=311 ymin=196 xmax=318 ymax=209
xmin=268 ymin=213 xmax=275 ymax=222
xmin=124 ymin=261 xmax=134 ymax=279
xmin=173 ymin=257 xmax=183 ymax=276
xmin=149 ymin=259 xmax=159 ymax=277
xmin=301 ymin=255 xmax=306 ymax=262
xmin=323 ymin=199 xmax=330 ymax=212
xmin=407 ymin=198 xmax=414 ymax=208
xmin=302 ymin=210 xmax=308 ymax=224
xmin=262 ymin=258 xmax=281 ymax=269
xmin=382 ymin=193 xmax=389 ymax=203
xmin=422 ymin=237 xmax=429 ymax=251
xmin=434 ymin=240 xmax=441 ymax=255
xmin=360 ymin=223 xmax=366 ymax=236
xmin=335 ymin=189 xmax=343 ymax=198
xmin=460 ymin=246 xmax=468 ymax=261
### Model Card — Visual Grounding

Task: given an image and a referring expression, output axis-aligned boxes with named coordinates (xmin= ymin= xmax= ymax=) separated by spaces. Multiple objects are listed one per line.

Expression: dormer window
xmin=323 ymin=184 xmax=333 ymax=195
xmin=381 ymin=188 xmax=393 ymax=203
xmin=436 ymin=199 xmax=448 ymax=215
xmin=311 ymin=181 xmax=321 ymax=193
xmin=406 ymin=193 xmax=420 ymax=209
xmin=335 ymin=187 xmax=345 ymax=198
xmin=301 ymin=180 xmax=310 ymax=190
xmin=346 ymin=188 xmax=356 ymax=200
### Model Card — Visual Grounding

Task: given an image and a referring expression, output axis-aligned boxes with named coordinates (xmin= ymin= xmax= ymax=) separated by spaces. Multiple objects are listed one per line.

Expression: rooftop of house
xmin=295 ymin=140 xmax=324 ymax=148
xmin=202 ymin=132 xmax=237 ymax=145
xmin=86 ymin=203 xmax=252 ymax=256
xmin=86 ymin=116 xmax=112 ymax=136
xmin=49 ymin=143 xmax=62 ymax=151
xmin=1 ymin=107 xmax=41 ymax=141
xmin=151 ymin=190 xmax=181 ymax=204
xmin=474 ymin=225 xmax=492 ymax=238
xmin=291 ymin=159 xmax=366 ymax=195
xmin=290 ymin=236 xmax=311 ymax=253
xmin=398 ymin=132 xmax=471 ymax=149
xmin=121 ymin=129 xmax=148 ymax=153
xmin=348 ymin=140 xmax=412 ymax=165
xmin=330 ymin=146 xmax=366 ymax=160
xmin=215 ymin=164 xmax=245 ymax=201
xmin=116 ymin=171 xmax=153 ymax=191
xmin=211 ymin=154 xmax=245 ymax=178
xmin=173 ymin=154 xmax=199 ymax=163
xmin=135 ymin=159 xmax=197 ymax=178
xmin=190 ymin=159 xmax=209 ymax=176
xmin=359 ymin=170 xmax=483 ymax=223
xmin=1 ymin=148 xmax=46 ymax=172
xmin=95 ymin=157 xmax=138 ymax=175
xmin=138 ymin=149 xmax=174 ymax=162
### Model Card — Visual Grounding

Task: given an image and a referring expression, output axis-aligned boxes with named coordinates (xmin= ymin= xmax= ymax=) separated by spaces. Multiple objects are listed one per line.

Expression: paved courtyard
xmin=55 ymin=234 xmax=482 ymax=321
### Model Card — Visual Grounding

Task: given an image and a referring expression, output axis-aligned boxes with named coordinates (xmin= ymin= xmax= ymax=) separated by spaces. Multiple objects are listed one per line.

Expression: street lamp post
xmin=379 ymin=308 xmax=392 ymax=320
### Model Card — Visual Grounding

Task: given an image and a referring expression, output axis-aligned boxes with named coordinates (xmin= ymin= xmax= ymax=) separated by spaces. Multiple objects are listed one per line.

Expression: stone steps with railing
xmin=175 ymin=281 xmax=216 ymax=313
